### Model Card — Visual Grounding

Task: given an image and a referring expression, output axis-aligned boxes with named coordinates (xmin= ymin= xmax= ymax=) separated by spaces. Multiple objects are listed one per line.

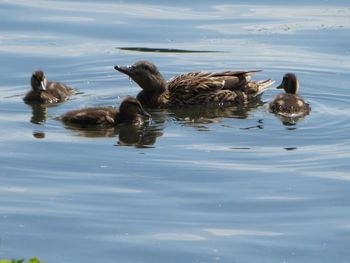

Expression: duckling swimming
xmin=269 ymin=73 xmax=311 ymax=117
xmin=23 ymin=70 xmax=75 ymax=103
xmin=58 ymin=96 xmax=150 ymax=126
xmin=114 ymin=61 xmax=274 ymax=108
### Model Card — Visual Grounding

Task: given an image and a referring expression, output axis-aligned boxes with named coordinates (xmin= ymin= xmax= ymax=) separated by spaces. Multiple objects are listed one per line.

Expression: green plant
xmin=0 ymin=258 xmax=45 ymax=263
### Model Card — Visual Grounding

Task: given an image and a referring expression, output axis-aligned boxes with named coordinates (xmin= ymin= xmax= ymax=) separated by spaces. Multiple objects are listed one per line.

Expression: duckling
xmin=114 ymin=61 xmax=274 ymax=108
xmin=269 ymin=73 xmax=311 ymax=116
xmin=58 ymin=96 xmax=150 ymax=126
xmin=23 ymin=70 xmax=75 ymax=103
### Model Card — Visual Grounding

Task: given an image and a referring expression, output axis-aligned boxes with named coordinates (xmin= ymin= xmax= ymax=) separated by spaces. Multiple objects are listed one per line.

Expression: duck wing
xmin=60 ymin=107 xmax=117 ymax=126
xmin=168 ymin=70 xmax=261 ymax=94
xmin=47 ymin=82 xmax=75 ymax=101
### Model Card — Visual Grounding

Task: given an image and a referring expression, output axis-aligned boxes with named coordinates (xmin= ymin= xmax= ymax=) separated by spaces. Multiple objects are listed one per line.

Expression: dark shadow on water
xmin=168 ymin=101 xmax=266 ymax=131
xmin=60 ymin=121 xmax=163 ymax=148
xmin=24 ymin=89 xmax=84 ymax=125
xmin=56 ymin=100 xmax=270 ymax=146
xmin=28 ymin=103 xmax=48 ymax=124
xmin=33 ymin=131 xmax=45 ymax=139
xmin=25 ymin=101 xmax=67 ymax=124
xmin=284 ymin=147 xmax=298 ymax=151
xmin=230 ymin=147 xmax=252 ymax=150
xmin=117 ymin=47 xmax=223 ymax=53
xmin=116 ymin=124 xmax=163 ymax=148
xmin=272 ymin=112 xmax=310 ymax=127
xmin=241 ymin=119 xmax=264 ymax=130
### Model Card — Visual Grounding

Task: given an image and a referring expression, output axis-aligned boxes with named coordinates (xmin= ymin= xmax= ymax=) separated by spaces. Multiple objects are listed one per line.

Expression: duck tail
xmin=241 ymin=70 xmax=263 ymax=82
xmin=254 ymin=79 xmax=275 ymax=96
xmin=246 ymin=70 xmax=262 ymax=75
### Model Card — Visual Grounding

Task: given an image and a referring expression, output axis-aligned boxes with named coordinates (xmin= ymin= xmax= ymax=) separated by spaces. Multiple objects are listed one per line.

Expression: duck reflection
xmin=170 ymin=101 xmax=265 ymax=131
xmin=25 ymin=100 xmax=65 ymax=124
xmin=269 ymin=73 xmax=311 ymax=126
xmin=273 ymin=113 xmax=309 ymax=126
xmin=116 ymin=124 xmax=163 ymax=147
xmin=61 ymin=121 xmax=163 ymax=148
xmin=27 ymin=103 xmax=48 ymax=124
xmin=33 ymin=130 xmax=45 ymax=139
xmin=240 ymin=119 xmax=264 ymax=130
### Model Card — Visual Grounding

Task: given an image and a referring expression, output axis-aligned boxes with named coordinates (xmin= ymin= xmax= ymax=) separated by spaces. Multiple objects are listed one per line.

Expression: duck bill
xmin=39 ymin=81 xmax=46 ymax=91
xmin=276 ymin=84 xmax=283 ymax=89
xmin=139 ymin=107 xmax=151 ymax=118
xmin=114 ymin=65 xmax=134 ymax=77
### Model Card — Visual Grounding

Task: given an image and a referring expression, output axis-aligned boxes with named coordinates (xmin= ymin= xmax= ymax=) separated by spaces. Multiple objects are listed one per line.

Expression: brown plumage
xmin=23 ymin=70 xmax=75 ymax=103
xmin=269 ymin=73 xmax=311 ymax=116
xmin=114 ymin=61 xmax=274 ymax=108
xmin=58 ymin=96 xmax=150 ymax=127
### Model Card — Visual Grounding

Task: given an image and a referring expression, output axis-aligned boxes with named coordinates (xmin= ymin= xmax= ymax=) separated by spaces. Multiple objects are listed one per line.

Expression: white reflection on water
xmin=111 ymin=187 xmax=143 ymax=193
xmin=203 ymin=228 xmax=283 ymax=237
xmin=0 ymin=186 xmax=27 ymax=192
xmin=5 ymin=0 xmax=350 ymax=29
xmin=152 ymin=233 xmax=206 ymax=241
xmin=155 ymin=158 xmax=295 ymax=173
xmin=198 ymin=6 xmax=350 ymax=34
xmin=254 ymin=196 xmax=304 ymax=201
xmin=155 ymin=143 xmax=350 ymax=181
xmin=2 ymin=0 xmax=219 ymax=20
xmin=40 ymin=16 xmax=96 ymax=22
xmin=0 ymin=34 xmax=118 ymax=56
xmin=304 ymin=171 xmax=350 ymax=181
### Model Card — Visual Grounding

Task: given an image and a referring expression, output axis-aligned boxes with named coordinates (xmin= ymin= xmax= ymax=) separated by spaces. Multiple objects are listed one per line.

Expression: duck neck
xmin=286 ymin=77 xmax=299 ymax=95
xmin=116 ymin=111 xmax=139 ymax=125
xmin=137 ymin=88 xmax=169 ymax=108
xmin=137 ymin=78 xmax=169 ymax=108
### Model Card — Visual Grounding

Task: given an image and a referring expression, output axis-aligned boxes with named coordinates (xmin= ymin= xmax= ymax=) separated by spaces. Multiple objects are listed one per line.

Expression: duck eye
xmin=32 ymin=75 xmax=39 ymax=81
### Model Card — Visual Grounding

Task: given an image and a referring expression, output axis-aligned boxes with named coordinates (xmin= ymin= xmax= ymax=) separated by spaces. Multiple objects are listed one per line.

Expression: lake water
xmin=1 ymin=0 xmax=350 ymax=262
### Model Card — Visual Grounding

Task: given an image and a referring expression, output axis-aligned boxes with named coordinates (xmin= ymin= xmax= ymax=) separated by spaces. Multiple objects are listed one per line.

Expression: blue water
xmin=1 ymin=1 xmax=350 ymax=262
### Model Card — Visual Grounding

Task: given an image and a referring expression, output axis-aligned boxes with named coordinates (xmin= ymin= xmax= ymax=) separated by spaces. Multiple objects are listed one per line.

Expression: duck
xmin=114 ymin=61 xmax=274 ymax=108
xmin=23 ymin=70 xmax=75 ymax=103
xmin=269 ymin=73 xmax=311 ymax=117
xmin=58 ymin=96 xmax=151 ymax=127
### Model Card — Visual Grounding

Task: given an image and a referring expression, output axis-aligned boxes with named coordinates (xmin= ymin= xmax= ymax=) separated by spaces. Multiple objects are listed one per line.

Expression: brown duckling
xmin=23 ymin=70 xmax=75 ymax=103
xmin=58 ymin=96 xmax=151 ymax=126
xmin=114 ymin=61 xmax=274 ymax=108
xmin=269 ymin=73 xmax=311 ymax=116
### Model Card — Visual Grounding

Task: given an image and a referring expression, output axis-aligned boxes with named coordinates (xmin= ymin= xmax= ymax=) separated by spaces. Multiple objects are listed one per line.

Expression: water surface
xmin=1 ymin=1 xmax=350 ymax=262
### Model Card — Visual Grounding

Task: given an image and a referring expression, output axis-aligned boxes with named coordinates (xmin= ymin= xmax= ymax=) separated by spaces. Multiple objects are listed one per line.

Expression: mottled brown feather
xmin=58 ymin=97 xmax=150 ymax=127
xmin=269 ymin=73 xmax=311 ymax=116
xmin=115 ymin=61 xmax=273 ymax=108
xmin=269 ymin=94 xmax=311 ymax=115
xmin=23 ymin=71 xmax=75 ymax=104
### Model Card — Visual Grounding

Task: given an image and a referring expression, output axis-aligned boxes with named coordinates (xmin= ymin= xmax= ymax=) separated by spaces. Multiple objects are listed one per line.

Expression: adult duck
xmin=269 ymin=73 xmax=311 ymax=117
xmin=58 ymin=96 xmax=150 ymax=127
xmin=114 ymin=61 xmax=274 ymax=108
xmin=23 ymin=70 xmax=75 ymax=103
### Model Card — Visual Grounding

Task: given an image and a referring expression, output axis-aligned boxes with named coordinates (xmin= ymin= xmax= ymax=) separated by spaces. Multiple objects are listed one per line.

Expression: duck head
xmin=31 ymin=70 xmax=48 ymax=92
xmin=276 ymin=73 xmax=299 ymax=94
xmin=118 ymin=96 xmax=151 ymax=123
xmin=115 ymin=61 xmax=167 ymax=94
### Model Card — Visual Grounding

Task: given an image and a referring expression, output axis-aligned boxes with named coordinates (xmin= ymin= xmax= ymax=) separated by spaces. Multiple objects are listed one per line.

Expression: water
xmin=1 ymin=0 xmax=350 ymax=262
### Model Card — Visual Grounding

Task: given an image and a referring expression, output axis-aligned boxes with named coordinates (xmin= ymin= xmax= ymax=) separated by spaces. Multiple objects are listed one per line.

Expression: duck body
xmin=60 ymin=106 xmax=118 ymax=126
xmin=23 ymin=70 xmax=75 ymax=103
xmin=269 ymin=73 xmax=311 ymax=117
xmin=58 ymin=96 xmax=150 ymax=127
xmin=115 ymin=61 xmax=274 ymax=108
xmin=269 ymin=93 xmax=310 ymax=116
